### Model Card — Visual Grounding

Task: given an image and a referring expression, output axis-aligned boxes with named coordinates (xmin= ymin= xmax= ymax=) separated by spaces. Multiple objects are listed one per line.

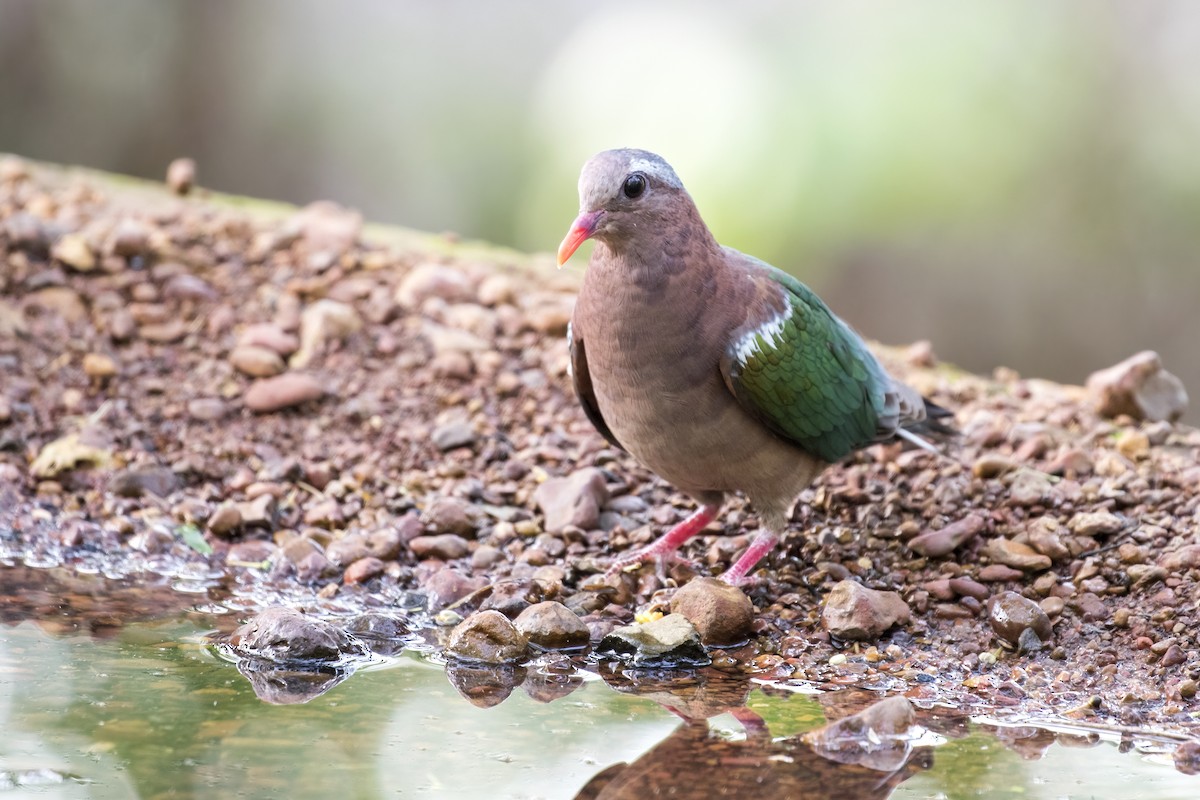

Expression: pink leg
xmin=719 ymin=530 xmax=779 ymax=586
xmin=606 ymin=504 xmax=720 ymax=576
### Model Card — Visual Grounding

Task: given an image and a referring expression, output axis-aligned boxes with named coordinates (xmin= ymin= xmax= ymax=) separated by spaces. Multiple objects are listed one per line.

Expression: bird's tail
xmin=896 ymin=398 xmax=957 ymax=454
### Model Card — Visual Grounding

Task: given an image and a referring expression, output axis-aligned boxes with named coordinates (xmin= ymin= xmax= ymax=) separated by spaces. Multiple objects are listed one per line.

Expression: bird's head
xmin=556 ymin=149 xmax=687 ymax=267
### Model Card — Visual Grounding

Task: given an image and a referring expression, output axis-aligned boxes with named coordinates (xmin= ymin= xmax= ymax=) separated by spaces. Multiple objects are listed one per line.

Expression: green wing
xmin=720 ymin=261 xmax=893 ymax=464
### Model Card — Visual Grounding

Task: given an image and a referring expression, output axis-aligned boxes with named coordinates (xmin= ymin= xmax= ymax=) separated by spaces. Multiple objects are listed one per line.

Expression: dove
xmin=557 ymin=149 xmax=949 ymax=584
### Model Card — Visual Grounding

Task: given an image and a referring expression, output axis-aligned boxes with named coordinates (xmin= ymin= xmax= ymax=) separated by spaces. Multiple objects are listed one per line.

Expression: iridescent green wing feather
xmin=720 ymin=261 xmax=891 ymax=463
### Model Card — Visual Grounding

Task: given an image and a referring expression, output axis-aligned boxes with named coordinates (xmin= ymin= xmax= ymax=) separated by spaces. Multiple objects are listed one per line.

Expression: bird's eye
xmin=622 ymin=172 xmax=647 ymax=199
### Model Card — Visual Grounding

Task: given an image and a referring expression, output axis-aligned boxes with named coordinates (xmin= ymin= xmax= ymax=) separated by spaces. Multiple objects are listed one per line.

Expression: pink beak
xmin=556 ymin=210 xmax=603 ymax=267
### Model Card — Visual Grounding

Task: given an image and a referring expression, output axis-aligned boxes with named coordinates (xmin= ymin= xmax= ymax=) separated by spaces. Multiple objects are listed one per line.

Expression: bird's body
xmin=558 ymin=149 xmax=946 ymax=583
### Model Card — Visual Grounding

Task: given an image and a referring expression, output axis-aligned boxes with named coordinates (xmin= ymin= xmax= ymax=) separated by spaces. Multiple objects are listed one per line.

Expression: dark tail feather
xmin=912 ymin=398 xmax=958 ymax=437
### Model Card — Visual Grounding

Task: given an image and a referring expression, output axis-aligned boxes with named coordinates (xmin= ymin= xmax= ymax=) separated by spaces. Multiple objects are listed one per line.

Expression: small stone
xmin=973 ymin=454 xmax=1016 ymax=479
xmin=108 ymin=218 xmax=151 ymax=258
xmin=1086 ymin=351 xmax=1188 ymax=423
xmin=238 ymin=323 xmax=300 ymax=356
xmin=326 ymin=532 xmax=371 ymax=567
xmin=303 ymin=498 xmax=343 ymax=528
xmin=803 ymin=696 xmax=917 ymax=772
xmin=1008 ymin=471 xmax=1051 ymax=507
xmin=82 ymin=352 xmax=118 ymax=379
xmin=230 ymin=607 xmax=365 ymax=662
xmin=1116 ymin=430 xmax=1151 ymax=460
xmin=669 ymin=577 xmax=754 ymax=646
xmin=431 ymin=419 xmax=476 ymax=451
xmin=907 ymin=513 xmax=985 ymax=558
xmin=208 ymin=503 xmax=243 ymax=537
xmin=534 ymin=468 xmax=609 ymax=533
xmin=1161 ymin=644 xmax=1187 ymax=668
xmin=1039 ymin=596 xmax=1065 ymax=617
xmin=166 ymin=157 xmax=196 ymax=195
xmin=52 ymin=234 xmax=96 ymax=271
xmin=163 ymin=273 xmax=218 ymax=302
xmin=821 ymin=580 xmax=911 ymax=641
xmin=26 ymin=286 xmax=87 ymax=323
xmin=187 ymin=398 xmax=228 ymax=422
xmin=343 ymin=556 xmax=385 ymax=585
xmin=289 ymin=201 xmax=362 ymax=255
xmin=978 ymin=564 xmax=1024 ymax=582
xmin=243 ymin=373 xmax=326 ymax=413
xmin=107 ymin=465 xmax=180 ymax=498
xmin=948 ymin=577 xmax=989 ymax=600
xmin=409 ymin=534 xmax=470 ymax=561
xmin=513 ymin=601 xmax=590 ymax=650
xmin=984 ymin=538 xmax=1052 ymax=572
xmin=989 ymin=590 xmax=1053 ymax=647
xmin=226 ymin=540 xmax=276 ymax=565
xmin=138 ymin=319 xmax=188 ymax=343
xmin=424 ymin=568 xmax=487 ymax=608
xmin=1160 ymin=545 xmax=1200 ymax=572
xmin=395 ymin=263 xmax=474 ymax=308
xmin=230 ymin=345 xmax=286 ymax=378
xmin=1026 ymin=517 xmax=1069 ymax=561
xmin=425 ymin=496 xmax=476 ymax=536
xmin=596 ymin=614 xmax=709 ymax=667
xmin=445 ymin=610 xmax=528 ymax=664
xmin=291 ymin=299 xmax=362 ymax=368
xmin=1069 ymin=510 xmax=1123 ymax=537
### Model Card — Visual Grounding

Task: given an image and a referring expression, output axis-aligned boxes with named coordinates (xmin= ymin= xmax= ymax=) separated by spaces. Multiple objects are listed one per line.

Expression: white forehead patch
xmin=625 ymin=156 xmax=682 ymax=188
xmin=733 ymin=295 xmax=791 ymax=366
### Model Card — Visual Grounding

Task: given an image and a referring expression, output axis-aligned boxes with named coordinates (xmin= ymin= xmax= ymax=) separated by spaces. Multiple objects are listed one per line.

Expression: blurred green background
xmin=2 ymin=0 xmax=1197 ymax=419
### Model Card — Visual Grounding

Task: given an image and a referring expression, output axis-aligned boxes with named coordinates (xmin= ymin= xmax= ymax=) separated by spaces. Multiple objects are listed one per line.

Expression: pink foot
xmin=606 ymin=504 xmax=720 ymax=578
xmin=718 ymin=531 xmax=779 ymax=586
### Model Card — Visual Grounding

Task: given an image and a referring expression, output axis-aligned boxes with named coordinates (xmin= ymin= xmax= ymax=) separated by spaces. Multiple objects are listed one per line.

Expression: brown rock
xmin=1160 ymin=545 xmax=1200 ymax=572
xmin=821 ymin=580 xmax=911 ymax=641
xmin=978 ymin=564 xmax=1024 ymax=582
xmin=82 ymin=352 xmax=118 ymax=379
xmin=243 ymin=373 xmax=326 ymax=413
xmin=207 ymin=502 xmax=243 ymax=537
xmin=907 ymin=513 xmax=985 ymax=558
xmin=446 ymin=610 xmax=528 ymax=664
xmin=230 ymin=606 xmax=364 ymax=662
xmin=984 ymin=538 xmax=1051 ymax=572
xmin=1068 ymin=510 xmax=1123 ymax=538
xmin=395 ymin=263 xmax=474 ymax=308
xmin=425 ymin=496 xmax=476 ymax=536
xmin=238 ymin=323 xmax=300 ymax=356
xmin=669 ymin=576 xmax=754 ymax=646
xmin=108 ymin=465 xmax=180 ymax=498
xmin=166 ymin=157 xmax=196 ymax=195
xmin=138 ymin=319 xmax=188 ymax=343
xmin=52 ymin=233 xmax=96 ymax=271
xmin=534 ymin=468 xmax=609 ymax=533
xmin=1008 ymin=471 xmax=1050 ymax=507
xmin=1026 ymin=517 xmax=1069 ymax=561
xmin=343 ymin=556 xmax=385 ymax=585
xmin=1086 ymin=350 xmax=1188 ymax=423
xmin=26 ymin=286 xmax=87 ymax=323
xmin=230 ymin=345 xmax=286 ymax=377
xmin=989 ymin=590 xmax=1053 ymax=646
xmin=972 ymin=454 xmax=1016 ymax=479
xmin=326 ymin=532 xmax=371 ymax=567
xmin=291 ymin=299 xmax=362 ymax=368
xmin=187 ymin=397 xmax=228 ymax=422
xmin=424 ymin=567 xmax=486 ymax=608
xmin=513 ymin=601 xmax=590 ymax=650
xmin=409 ymin=534 xmax=471 ymax=561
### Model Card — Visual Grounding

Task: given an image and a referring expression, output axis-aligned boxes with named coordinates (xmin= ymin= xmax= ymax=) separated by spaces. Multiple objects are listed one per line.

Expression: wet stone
xmin=822 ymin=580 xmax=911 ymax=641
xmin=596 ymin=613 xmax=710 ymax=667
xmin=669 ymin=577 xmax=754 ymax=646
xmin=445 ymin=610 xmax=528 ymax=664
xmin=803 ymin=696 xmax=917 ymax=772
xmin=513 ymin=601 xmax=590 ymax=650
xmin=480 ymin=580 xmax=539 ymax=617
xmin=424 ymin=567 xmax=487 ymax=609
xmin=230 ymin=607 xmax=366 ymax=663
xmin=989 ymin=590 xmax=1053 ymax=647
xmin=343 ymin=556 xmax=385 ymax=585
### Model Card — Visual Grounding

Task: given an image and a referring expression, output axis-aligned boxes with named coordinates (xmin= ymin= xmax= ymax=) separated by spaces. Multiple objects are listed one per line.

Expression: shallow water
xmin=0 ymin=569 xmax=1196 ymax=799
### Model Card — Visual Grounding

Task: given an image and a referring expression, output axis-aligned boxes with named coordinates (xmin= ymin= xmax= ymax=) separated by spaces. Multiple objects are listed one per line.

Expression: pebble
xmin=821 ymin=580 xmax=911 ymax=640
xmin=26 ymin=286 xmax=87 ymax=323
xmin=409 ymin=534 xmax=470 ymax=561
xmin=187 ymin=397 xmax=228 ymax=422
xmin=395 ymin=263 xmax=474 ymax=308
xmin=1008 ymin=471 xmax=1051 ymax=507
xmin=230 ymin=607 xmax=365 ymax=662
xmin=230 ymin=345 xmax=286 ymax=377
xmin=1086 ymin=350 xmax=1188 ymax=423
xmin=343 ymin=556 xmax=385 ymax=585
xmin=984 ymin=538 xmax=1052 ymax=572
xmin=326 ymin=532 xmax=371 ymax=567
xmin=107 ymin=465 xmax=180 ymax=498
xmin=163 ymin=273 xmax=218 ymax=302
xmin=533 ymin=468 xmax=609 ymax=533
xmin=166 ymin=157 xmax=196 ymax=195
xmin=513 ymin=601 xmax=590 ymax=650
xmin=431 ymin=419 xmax=477 ymax=451
xmin=243 ymin=373 xmax=325 ymax=412
xmin=138 ymin=320 xmax=188 ymax=343
xmin=238 ymin=323 xmax=300 ymax=356
xmin=291 ymin=299 xmax=362 ymax=368
xmin=1026 ymin=517 xmax=1069 ymax=561
xmin=1069 ymin=510 xmax=1123 ymax=537
xmin=669 ymin=577 xmax=754 ymax=646
xmin=973 ymin=454 xmax=1016 ymax=479
xmin=425 ymin=496 xmax=476 ymax=536
xmin=424 ymin=568 xmax=487 ymax=608
xmin=907 ymin=513 xmax=985 ymax=558
xmin=989 ymin=590 xmax=1053 ymax=646
xmin=978 ymin=564 xmax=1024 ymax=582
xmin=52 ymin=233 xmax=96 ymax=271
xmin=82 ymin=352 xmax=118 ymax=379
xmin=445 ymin=610 xmax=528 ymax=664
xmin=596 ymin=614 xmax=709 ymax=667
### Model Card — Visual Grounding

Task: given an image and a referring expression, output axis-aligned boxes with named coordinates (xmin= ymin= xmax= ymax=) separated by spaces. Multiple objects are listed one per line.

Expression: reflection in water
xmin=2 ymin=564 xmax=1199 ymax=798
